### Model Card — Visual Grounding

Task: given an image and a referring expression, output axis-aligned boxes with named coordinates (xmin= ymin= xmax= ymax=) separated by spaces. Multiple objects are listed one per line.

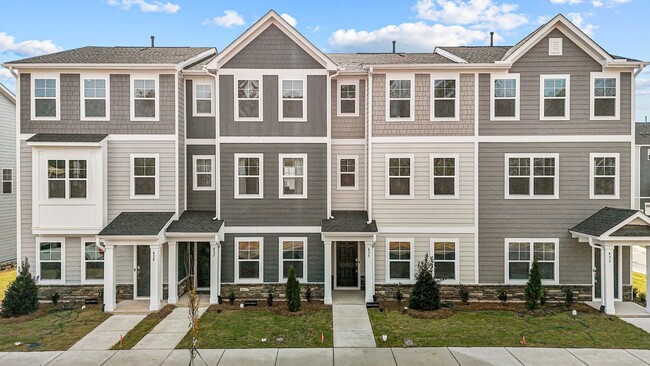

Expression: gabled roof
xmin=322 ymin=211 xmax=378 ymax=233
xmin=0 ymin=83 xmax=15 ymax=104
xmin=27 ymin=133 xmax=108 ymax=143
xmin=98 ymin=212 xmax=174 ymax=236
xmin=166 ymin=211 xmax=223 ymax=233
xmin=208 ymin=10 xmax=336 ymax=70
xmin=570 ymin=207 xmax=641 ymax=237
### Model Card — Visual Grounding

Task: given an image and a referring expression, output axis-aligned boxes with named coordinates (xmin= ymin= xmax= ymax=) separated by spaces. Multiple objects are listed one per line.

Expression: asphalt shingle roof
xmin=325 ymin=53 xmax=453 ymax=71
xmin=166 ymin=211 xmax=223 ymax=233
xmin=569 ymin=207 xmax=639 ymax=237
xmin=322 ymin=211 xmax=378 ymax=233
xmin=636 ymin=124 xmax=650 ymax=145
xmin=436 ymin=46 xmax=512 ymax=63
xmin=27 ymin=133 xmax=108 ymax=143
xmin=99 ymin=212 xmax=174 ymax=236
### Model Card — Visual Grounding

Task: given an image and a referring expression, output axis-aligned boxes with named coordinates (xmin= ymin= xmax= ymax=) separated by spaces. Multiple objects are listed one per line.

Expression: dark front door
xmin=196 ymin=242 xmax=211 ymax=290
xmin=336 ymin=242 xmax=358 ymax=287
xmin=136 ymin=246 xmax=151 ymax=298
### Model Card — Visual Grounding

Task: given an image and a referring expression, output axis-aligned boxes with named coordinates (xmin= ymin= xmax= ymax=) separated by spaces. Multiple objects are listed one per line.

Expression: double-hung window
xmin=491 ymin=74 xmax=519 ymax=120
xmin=430 ymin=154 xmax=458 ymax=198
xmin=591 ymin=72 xmax=620 ymax=120
xmin=590 ymin=153 xmax=619 ymax=199
xmin=505 ymin=154 xmax=558 ymax=199
xmin=386 ymin=75 xmax=414 ymax=121
xmin=32 ymin=75 xmax=59 ymax=120
xmin=235 ymin=79 xmax=261 ymax=120
xmin=82 ymin=240 xmax=104 ymax=283
xmin=47 ymin=159 xmax=88 ymax=199
xmin=131 ymin=76 xmax=157 ymax=120
xmin=235 ymin=237 xmax=263 ymax=283
xmin=506 ymin=239 xmax=558 ymax=284
xmin=130 ymin=154 xmax=158 ymax=198
xmin=386 ymin=239 xmax=414 ymax=283
xmin=337 ymin=155 xmax=358 ymax=190
xmin=38 ymin=239 xmax=64 ymax=282
xmin=279 ymin=237 xmax=307 ymax=281
xmin=2 ymin=168 xmax=12 ymax=194
xmin=81 ymin=75 xmax=109 ymax=120
xmin=193 ymin=155 xmax=215 ymax=191
xmin=540 ymin=75 xmax=569 ymax=120
xmin=280 ymin=79 xmax=306 ymax=121
xmin=338 ymin=80 xmax=358 ymax=116
xmin=386 ymin=155 xmax=414 ymax=198
xmin=194 ymin=83 xmax=213 ymax=116
xmin=279 ymin=154 xmax=307 ymax=198
xmin=431 ymin=74 xmax=459 ymax=121
xmin=432 ymin=239 xmax=458 ymax=283
xmin=235 ymin=154 xmax=263 ymax=198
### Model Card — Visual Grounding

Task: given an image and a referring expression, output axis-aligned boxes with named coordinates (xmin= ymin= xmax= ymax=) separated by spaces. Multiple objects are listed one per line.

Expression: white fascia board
xmin=5 ymin=64 xmax=179 ymax=71
xmin=364 ymin=63 xmax=511 ymax=71
xmin=176 ymin=49 xmax=217 ymax=71
xmin=600 ymin=212 xmax=650 ymax=238
xmin=224 ymin=226 xmax=321 ymax=234
xmin=321 ymin=233 xmax=377 ymax=242
xmin=33 ymin=228 xmax=101 ymax=235
xmin=26 ymin=141 xmax=104 ymax=147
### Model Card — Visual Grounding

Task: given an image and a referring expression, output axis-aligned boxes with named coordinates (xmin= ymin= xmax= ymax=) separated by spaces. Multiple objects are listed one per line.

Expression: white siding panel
xmin=116 ymin=245 xmax=134 ymax=284
xmin=65 ymin=237 xmax=81 ymax=284
xmin=331 ymin=144 xmax=366 ymax=210
xmin=0 ymin=92 xmax=16 ymax=263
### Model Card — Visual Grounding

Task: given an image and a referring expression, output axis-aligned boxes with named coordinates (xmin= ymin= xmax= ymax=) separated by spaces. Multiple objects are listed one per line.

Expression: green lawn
xmin=177 ymin=304 xmax=333 ymax=349
xmin=0 ymin=304 xmax=110 ymax=351
xmin=0 ymin=269 xmax=16 ymax=303
xmin=111 ymin=305 xmax=175 ymax=350
xmin=633 ymin=271 xmax=647 ymax=295
xmin=368 ymin=303 xmax=650 ymax=349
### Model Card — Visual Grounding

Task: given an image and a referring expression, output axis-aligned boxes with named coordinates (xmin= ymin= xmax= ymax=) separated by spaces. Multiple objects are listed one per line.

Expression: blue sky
xmin=1 ymin=0 xmax=649 ymax=119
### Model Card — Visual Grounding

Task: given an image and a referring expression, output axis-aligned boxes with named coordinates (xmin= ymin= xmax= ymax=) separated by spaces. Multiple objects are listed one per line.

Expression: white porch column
xmin=364 ymin=241 xmax=375 ymax=303
xmin=103 ymin=243 xmax=116 ymax=312
xmin=149 ymin=244 xmax=162 ymax=311
xmin=603 ymin=245 xmax=616 ymax=315
xmin=167 ymin=242 xmax=178 ymax=304
xmin=210 ymin=241 xmax=221 ymax=304
xmin=324 ymin=241 xmax=332 ymax=305
xmin=646 ymin=245 xmax=650 ymax=313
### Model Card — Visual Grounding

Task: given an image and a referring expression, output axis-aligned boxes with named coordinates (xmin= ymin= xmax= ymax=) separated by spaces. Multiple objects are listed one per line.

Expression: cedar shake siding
xmin=332 ymin=79 xmax=366 ymax=139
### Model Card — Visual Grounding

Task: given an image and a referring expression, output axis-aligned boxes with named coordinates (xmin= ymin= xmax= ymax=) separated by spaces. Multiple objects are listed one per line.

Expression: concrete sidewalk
xmin=132 ymin=306 xmax=207 ymax=350
xmin=1 ymin=347 xmax=650 ymax=365
xmin=69 ymin=314 xmax=146 ymax=351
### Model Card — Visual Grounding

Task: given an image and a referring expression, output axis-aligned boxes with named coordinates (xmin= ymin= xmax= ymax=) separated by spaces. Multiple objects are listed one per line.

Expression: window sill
xmin=81 ymin=280 xmax=104 ymax=285
xmin=590 ymin=195 xmax=620 ymax=200
xmin=279 ymin=195 xmax=308 ymax=199
xmin=504 ymin=195 xmax=559 ymax=200
xmin=384 ymin=279 xmax=414 ymax=285
xmin=385 ymin=195 xmax=415 ymax=200
xmin=385 ymin=118 xmax=415 ymax=123
xmin=279 ymin=119 xmax=308 ymax=123
xmin=430 ymin=195 xmax=459 ymax=200
xmin=590 ymin=116 xmax=620 ymax=121
xmin=234 ymin=118 xmax=262 ymax=122
xmin=193 ymin=187 xmax=215 ymax=192
xmin=38 ymin=280 xmax=64 ymax=285
xmin=234 ymin=279 xmax=264 ymax=284
xmin=234 ymin=195 xmax=264 ymax=199
xmin=337 ymin=186 xmax=359 ymax=191
xmin=32 ymin=117 xmax=61 ymax=121
xmin=430 ymin=117 xmax=459 ymax=122
xmin=81 ymin=117 xmax=110 ymax=122
xmin=193 ymin=113 xmax=216 ymax=118
xmin=337 ymin=113 xmax=359 ymax=118
xmin=490 ymin=117 xmax=520 ymax=122
xmin=540 ymin=116 xmax=570 ymax=121
xmin=131 ymin=117 xmax=159 ymax=122
xmin=130 ymin=195 xmax=160 ymax=200
xmin=506 ymin=280 xmax=558 ymax=286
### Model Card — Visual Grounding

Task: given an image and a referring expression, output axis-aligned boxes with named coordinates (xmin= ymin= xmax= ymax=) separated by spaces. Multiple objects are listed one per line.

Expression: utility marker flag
xmin=321 ymin=333 xmax=324 ymax=343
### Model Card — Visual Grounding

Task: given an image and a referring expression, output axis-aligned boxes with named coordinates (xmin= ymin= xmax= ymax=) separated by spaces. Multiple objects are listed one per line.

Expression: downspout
xmin=328 ymin=70 xmax=339 ymax=219
xmin=366 ymin=67 xmax=374 ymax=224
xmin=205 ymin=66 xmax=220 ymax=220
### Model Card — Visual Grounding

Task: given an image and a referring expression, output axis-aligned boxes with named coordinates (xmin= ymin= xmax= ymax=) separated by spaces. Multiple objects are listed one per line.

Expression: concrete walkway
xmin=133 ymin=306 xmax=207 ymax=350
xmin=69 ymin=314 xmax=146 ymax=351
xmin=2 ymin=347 xmax=650 ymax=365
xmin=332 ymin=291 xmax=375 ymax=348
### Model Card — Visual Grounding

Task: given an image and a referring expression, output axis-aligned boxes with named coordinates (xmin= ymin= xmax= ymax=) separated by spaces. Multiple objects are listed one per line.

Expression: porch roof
xmin=98 ymin=212 xmax=174 ymax=236
xmin=166 ymin=211 xmax=223 ymax=233
xmin=321 ymin=211 xmax=378 ymax=233
xmin=570 ymin=207 xmax=640 ymax=237
xmin=27 ymin=133 xmax=108 ymax=143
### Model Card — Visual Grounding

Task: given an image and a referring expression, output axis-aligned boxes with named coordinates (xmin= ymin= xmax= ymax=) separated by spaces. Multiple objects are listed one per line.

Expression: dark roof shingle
xmin=436 ymin=46 xmax=512 ymax=63
xmin=325 ymin=53 xmax=453 ymax=71
xmin=27 ymin=133 xmax=108 ymax=143
xmin=322 ymin=211 xmax=378 ymax=233
xmin=570 ymin=207 xmax=639 ymax=237
xmin=636 ymin=123 xmax=650 ymax=145
xmin=99 ymin=212 xmax=174 ymax=236
xmin=166 ymin=211 xmax=223 ymax=233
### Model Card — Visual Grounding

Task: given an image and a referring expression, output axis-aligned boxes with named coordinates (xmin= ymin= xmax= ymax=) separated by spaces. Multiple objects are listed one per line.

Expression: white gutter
xmin=3 ymin=63 xmax=180 ymax=70
xmin=635 ymin=64 xmax=648 ymax=77
xmin=366 ymin=67 xmax=374 ymax=224
xmin=363 ymin=63 xmax=512 ymax=70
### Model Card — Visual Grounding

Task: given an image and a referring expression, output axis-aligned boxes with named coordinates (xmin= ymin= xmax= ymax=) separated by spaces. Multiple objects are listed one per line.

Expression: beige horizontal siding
xmin=332 ymin=144 xmax=366 ymax=211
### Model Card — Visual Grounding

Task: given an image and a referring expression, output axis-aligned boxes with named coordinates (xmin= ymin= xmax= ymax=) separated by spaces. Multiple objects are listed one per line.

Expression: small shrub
xmin=266 ymin=288 xmax=274 ymax=307
xmin=639 ymin=292 xmax=647 ymax=305
xmin=633 ymin=287 xmax=638 ymax=299
xmin=524 ymin=260 xmax=543 ymax=311
xmin=497 ymin=290 xmax=508 ymax=304
xmin=563 ymin=287 xmax=574 ymax=306
xmin=394 ymin=283 xmax=404 ymax=303
xmin=2 ymin=258 xmax=39 ymax=317
xmin=51 ymin=292 xmax=60 ymax=306
xmin=304 ymin=286 xmax=312 ymax=302
xmin=286 ymin=266 xmax=301 ymax=312
xmin=458 ymin=284 xmax=470 ymax=304
xmin=227 ymin=291 xmax=236 ymax=305
xmin=409 ymin=253 xmax=440 ymax=311
xmin=540 ymin=289 xmax=547 ymax=306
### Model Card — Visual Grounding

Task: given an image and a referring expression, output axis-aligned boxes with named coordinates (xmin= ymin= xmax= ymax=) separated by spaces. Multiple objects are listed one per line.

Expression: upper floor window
xmin=430 ymin=154 xmax=458 ymax=199
xmin=193 ymin=155 xmax=215 ymax=191
xmin=280 ymin=79 xmax=306 ymax=121
xmin=505 ymin=154 xmax=558 ymax=199
xmin=386 ymin=155 xmax=414 ymax=199
xmin=591 ymin=72 xmax=619 ymax=120
xmin=32 ymin=75 xmax=59 ymax=120
xmin=337 ymin=155 xmax=358 ymax=190
xmin=47 ymin=159 xmax=87 ymax=199
xmin=386 ymin=238 xmax=414 ymax=283
xmin=338 ymin=80 xmax=358 ymax=116
xmin=590 ymin=153 xmax=619 ymax=199
xmin=386 ymin=75 xmax=414 ymax=121
xmin=235 ymin=154 xmax=263 ymax=198
xmin=506 ymin=239 xmax=558 ymax=284
xmin=131 ymin=76 xmax=157 ymax=120
xmin=279 ymin=154 xmax=307 ymax=198
xmin=81 ymin=76 xmax=109 ymax=120
xmin=236 ymin=79 xmax=261 ymax=121
xmin=431 ymin=74 xmax=459 ymax=121
xmin=194 ymin=83 xmax=213 ymax=116
xmin=540 ymin=75 xmax=569 ymax=120
xmin=491 ymin=74 xmax=519 ymax=120
xmin=130 ymin=154 xmax=158 ymax=199
xmin=2 ymin=168 xmax=12 ymax=194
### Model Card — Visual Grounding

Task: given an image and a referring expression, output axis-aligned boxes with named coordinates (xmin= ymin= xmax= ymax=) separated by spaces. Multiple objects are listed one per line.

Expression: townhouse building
xmin=4 ymin=11 xmax=649 ymax=315
xmin=0 ymin=83 xmax=16 ymax=265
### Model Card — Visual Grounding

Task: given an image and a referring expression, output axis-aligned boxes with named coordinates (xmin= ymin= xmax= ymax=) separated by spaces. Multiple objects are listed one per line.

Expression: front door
xmin=136 ymin=246 xmax=151 ymax=298
xmin=336 ymin=242 xmax=358 ymax=288
xmin=195 ymin=242 xmax=211 ymax=291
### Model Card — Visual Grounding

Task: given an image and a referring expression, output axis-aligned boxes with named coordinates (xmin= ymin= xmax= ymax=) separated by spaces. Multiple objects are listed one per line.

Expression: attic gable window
xmin=32 ymin=75 xmax=60 ymax=120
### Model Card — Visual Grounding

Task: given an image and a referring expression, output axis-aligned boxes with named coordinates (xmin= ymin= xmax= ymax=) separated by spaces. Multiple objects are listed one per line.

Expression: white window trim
xmin=429 ymin=153 xmax=459 ymax=199
xmin=430 ymin=73 xmax=460 ymax=122
xmin=192 ymin=155 xmax=215 ymax=191
xmin=504 ymin=238 xmax=559 ymax=285
xmin=46 ymin=159 xmax=89 ymax=200
xmin=81 ymin=238 xmax=104 ymax=285
xmin=490 ymin=73 xmax=520 ymax=121
xmin=278 ymin=78 xmax=307 ymax=122
xmin=31 ymin=73 xmax=60 ymax=121
xmin=590 ymin=72 xmax=620 ymax=121
xmin=234 ymin=75 xmax=262 ymax=121
xmin=337 ymin=79 xmax=359 ymax=117
xmin=337 ymin=155 xmax=359 ymax=191
xmin=504 ymin=153 xmax=560 ymax=200
xmin=234 ymin=153 xmax=263 ymax=199
xmin=385 ymin=238 xmax=415 ymax=284
xmin=539 ymin=74 xmax=570 ymax=121
xmin=2 ymin=168 xmax=13 ymax=194
xmin=130 ymin=153 xmax=160 ymax=199
xmin=234 ymin=237 xmax=264 ymax=284
xmin=279 ymin=153 xmax=308 ymax=199
xmin=589 ymin=152 xmax=620 ymax=200
xmin=130 ymin=74 xmax=159 ymax=122
xmin=278 ymin=237 xmax=308 ymax=282
xmin=80 ymin=73 xmax=110 ymax=121
xmin=385 ymin=73 xmax=415 ymax=122
xmin=37 ymin=237 xmax=65 ymax=284
xmin=385 ymin=154 xmax=415 ymax=199
xmin=192 ymin=79 xmax=215 ymax=117
xmin=430 ymin=238 xmax=460 ymax=284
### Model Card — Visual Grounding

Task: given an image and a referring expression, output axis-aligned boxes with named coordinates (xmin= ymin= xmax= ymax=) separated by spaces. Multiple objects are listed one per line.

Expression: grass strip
xmin=111 ymin=304 xmax=175 ymax=350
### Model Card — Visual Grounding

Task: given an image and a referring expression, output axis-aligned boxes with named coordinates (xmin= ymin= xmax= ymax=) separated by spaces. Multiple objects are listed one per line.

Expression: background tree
xmin=2 ymin=258 xmax=39 ymax=317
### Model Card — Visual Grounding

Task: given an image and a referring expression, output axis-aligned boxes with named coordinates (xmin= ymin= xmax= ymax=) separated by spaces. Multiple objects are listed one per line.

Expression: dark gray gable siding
xmin=185 ymin=79 xmax=216 ymax=139
xmin=219 ymin=75 xmax=327 ymax=137
xmin=639 ymin=146 xmax=650 ymax=208
xmin=222 ymin=24 xmax=323 ymax=69
xmin=220 ymin=143 xmax=327 ymax=226
xmin=479 ymin=28 xmax=632 ymax=136
xmin=221 ymin=233 xmax=324 ymax=283
xmin=187 ymin=145 xmax=216 ymax=211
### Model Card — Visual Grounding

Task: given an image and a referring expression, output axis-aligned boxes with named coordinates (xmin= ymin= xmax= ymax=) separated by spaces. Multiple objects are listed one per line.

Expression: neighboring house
xmin=0 ymin=83 xmax=16 ymax=265
xmin=3 ymin=11 xmax=650 ymax=315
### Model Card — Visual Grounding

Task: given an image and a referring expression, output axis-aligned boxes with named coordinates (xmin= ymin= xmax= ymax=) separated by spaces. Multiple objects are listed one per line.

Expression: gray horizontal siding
xmin=187 ymin=145 xmax=216 ymax=211
xmin=20 ymin=142 xmax=35 ymax=275
xmin=178 ymin=74 xmax=186 ymax=214
xmin=0 ymin=92 xmax=16 ymax=263
xmin=186 ymin=79 xmax=216 ymax=139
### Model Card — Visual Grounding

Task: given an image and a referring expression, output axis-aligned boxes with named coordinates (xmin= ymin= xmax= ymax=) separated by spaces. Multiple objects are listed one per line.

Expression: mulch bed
xmin=207 ymin=301 xmax=331 ymax=317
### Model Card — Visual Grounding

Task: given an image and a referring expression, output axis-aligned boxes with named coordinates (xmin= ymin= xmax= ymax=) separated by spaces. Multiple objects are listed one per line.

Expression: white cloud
xmin=281 ymin=13 xmax=297 ymax=27
xmin=413 ymin=0 xmax=528 ymax=31
xmin=205 ymin=10 xmax=245 ymax=28
xmin=0 ymin=32 xmax=62 ymax=57
xmin=592 ymin=0 xmax=631 ymax=7
xmin=550 ymin=0 xmax=582 ymax=4
xmin=567 ymin=12 xmax=598 ymax=36
xmin=307 ymin=25 xmax=321 ymax=33
xmin=107 ymin=0 xmax=180 ymax=14
xmin=536 ymin=15 xmax=552 ymax=25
